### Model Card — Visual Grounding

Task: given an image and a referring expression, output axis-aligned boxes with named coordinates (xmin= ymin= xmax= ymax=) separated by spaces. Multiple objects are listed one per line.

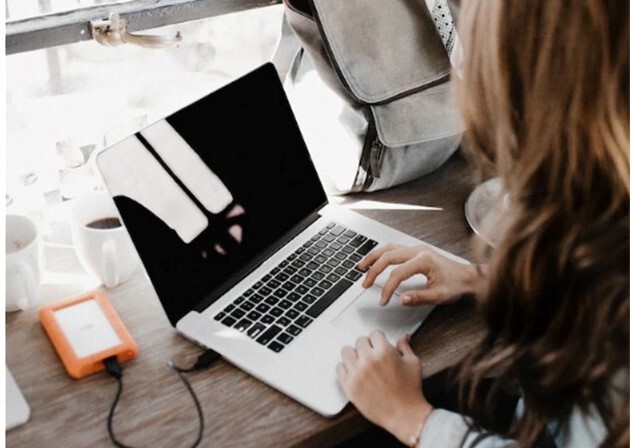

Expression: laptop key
xmin=295 ymin=285 xmax=309 ymax=295
xmin=234 ymin=297 xmax=245 ymax=305
xmin=326 ymin=273 xmax=340 ymax=283
xmin=342 ymin=246 xmax=354 ymax=254
xmin=247 ymin=323 xmax=266 ymax=338
xmin=303 ymin=294 xmax=317 ymax=304
xmin=322 ymin=248 xmax=335 ymax=257
xmin=335 ymin=252 xmax=347 ymax=261
xmin=342 ymin=260 xmax=355 ymax=269
xmin=311 ymin=287 xmax=325 ymax=297
xmin=318 ymin=280 xmax=333 ymax=290
xmin=278 ymin=299 xmax=292 ymax=309
xmin=247 ymin=310 xmax=262 ymax=321
xmin=307 ymin=261 xmax=319 ymax=270
xmin=214 ymin=312 xmax=226 ymax=321
xmin=241 ymin=302 xmax=255 ymax=311
xmin=259 ymin=286 xmax=273 ymax=296
xmin=330 ymin=225 xmax=345 ymax=236
xmin=343 ymin=230 xmax=357 ymax=238
xmin=291 ymin=275 xmax=305 ymax=284
xmin=296 ymin=315 xmax=313 ymax=328
xmin=345 ymin=270 xmax=363 ymax=281
xmin=261 ymin=315 xmax=275 ymax=324
xmin=250 ymin=294 xmax=264 ymax=304
xmin=311 ymin=271 xmax=325 ymax=281
xmin=356 ymin=239 xmax=378 ymax=255
xmin=287 ymin=292 xmax=301 ymax=302
xmin=286 ymin=309 xmax=300 ymax=320
xmin=298 ymin=268 xmax=312 ymax=277
xmin=270 ymin=307 xmax=284 ymax=317
xmin=284 ymin=266 xmax=297 ymax=275
xmin=287 ymin=325 xmax=303 ymax=337
xmin=326 ymin=222 xmax=336 ymax=229
xmin=235 ymin=319 xmax=253 ymax=332
xmin=326 ymin=258 xmax=340 ymax=267
xmin=304 ymin=278 xmax=317 ymax=288
xmin=291 ymin=260 xmax=305 ymax=268
xmin=244 ymin=289 xmax=255 ymax=297
xmin=277 ymin=333 xmax=294 ymax=344
xmin=256 ymin=325 xmax=282 ymax=345
xmin=334 ymin=267 xmax=348 ymax=276
xmin=330 ymin=242 xmax=343 ymax=251
xmin=225 ymin=304 xmax=236 ymax=312
xmin=276 ymin=272 xmax=289 ymax=282
xmin=268 ymin=341 xmax=285 ymax=353
xmin=268 ymin=279 xmax=281 ymax=289
xmin=315 ymin=241 xmax=327 ymax=249
xmin=277 ymin=317 xmax=292 ymax=327
xmin=349 ymin=253 xmax=363 ymax=263
xmin=306 ymin=279 xmax=354 ymax=318
xmin=319 ymin=265 xmax=333 ymax=273
xmin=294 ymin=302 xmax=308 ymax=312
xmin=282 ymin=281 xmax=297 ymax=291
xmin=231 ymin=309 xmax=246 ymax=319
xmin=255 ymin=303 xmax=271 ymax=313
xmin=253 ymin=281 xmax=264 ymax=290
xmin=273 ymin=289 xmax=288 ymax=298
xmin=337 ymin=236 xmax=350 ymax=245
xmin=222 ymin=316 xmax=237 ymax=327
xmin=264 ymin=297 xmax=279 ymax=306
xmin=348 ymin=235 xmax=367 ymax=248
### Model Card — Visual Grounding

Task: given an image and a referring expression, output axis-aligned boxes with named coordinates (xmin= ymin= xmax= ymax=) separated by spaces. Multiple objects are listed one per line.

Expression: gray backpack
xmin=281 ymin=0 xmax=464 ymax=194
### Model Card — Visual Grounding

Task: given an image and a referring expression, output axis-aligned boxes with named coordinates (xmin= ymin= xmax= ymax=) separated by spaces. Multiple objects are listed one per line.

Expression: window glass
xmin=6 ymin=5 xmax=284 ymax=206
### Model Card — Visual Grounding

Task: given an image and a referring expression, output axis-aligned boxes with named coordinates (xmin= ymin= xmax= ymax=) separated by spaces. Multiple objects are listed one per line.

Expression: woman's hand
xmin=337 ymin=331 xmax=433 ymax=446
xmin=357 ymin=244 xmax=481 ymax=306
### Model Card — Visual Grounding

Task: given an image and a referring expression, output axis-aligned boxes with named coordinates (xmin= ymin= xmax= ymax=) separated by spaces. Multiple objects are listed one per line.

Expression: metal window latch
xmin=90 ymin=13 xmax=182 ymax=49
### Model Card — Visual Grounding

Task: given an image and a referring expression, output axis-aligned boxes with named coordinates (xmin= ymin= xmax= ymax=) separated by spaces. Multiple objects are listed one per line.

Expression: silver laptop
xmin=96 ymin=63 xmax=465 ymax=416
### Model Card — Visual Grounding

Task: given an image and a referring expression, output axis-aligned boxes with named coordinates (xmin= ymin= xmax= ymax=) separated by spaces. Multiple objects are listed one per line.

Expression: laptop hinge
xmin=192 ymin=206 xmax=326 ymax=315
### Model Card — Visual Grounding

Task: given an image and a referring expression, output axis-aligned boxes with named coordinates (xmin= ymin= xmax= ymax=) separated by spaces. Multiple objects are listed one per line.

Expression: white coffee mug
xmin=71 ymin=192 xmax=140 ymax=288
xmin=6 ymin=214 xmax=41 ymax=312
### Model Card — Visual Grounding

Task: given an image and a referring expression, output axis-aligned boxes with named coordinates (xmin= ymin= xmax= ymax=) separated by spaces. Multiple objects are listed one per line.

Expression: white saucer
xmin=464 ymin=177 xmax=504 ymax=247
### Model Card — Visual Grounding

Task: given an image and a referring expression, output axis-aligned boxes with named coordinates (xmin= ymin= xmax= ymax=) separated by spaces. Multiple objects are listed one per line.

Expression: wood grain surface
xmin=6 ymin=151 xmax=486 ymax=448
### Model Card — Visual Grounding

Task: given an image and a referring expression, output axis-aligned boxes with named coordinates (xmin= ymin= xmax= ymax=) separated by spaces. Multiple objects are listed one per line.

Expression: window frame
xmin=6 ymin=0 xmax=281 ymax=55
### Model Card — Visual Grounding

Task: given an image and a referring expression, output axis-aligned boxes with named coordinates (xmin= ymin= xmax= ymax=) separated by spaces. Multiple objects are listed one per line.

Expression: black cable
xmin=103 ymin=349 xmax=221 ymax=448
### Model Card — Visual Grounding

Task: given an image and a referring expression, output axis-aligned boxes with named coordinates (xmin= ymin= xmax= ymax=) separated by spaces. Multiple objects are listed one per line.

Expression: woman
xmin=337 ymin=0 xmax=629 ymax=446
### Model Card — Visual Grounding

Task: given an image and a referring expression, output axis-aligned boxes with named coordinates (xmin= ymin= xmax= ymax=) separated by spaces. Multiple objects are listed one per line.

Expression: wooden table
xmin=6 ymin=152 xmax=485 ymax=448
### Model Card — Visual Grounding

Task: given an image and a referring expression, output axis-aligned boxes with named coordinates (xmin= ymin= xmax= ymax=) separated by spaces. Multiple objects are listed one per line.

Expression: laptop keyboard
xmin=213 ymin=222 xmax=378 ymax=353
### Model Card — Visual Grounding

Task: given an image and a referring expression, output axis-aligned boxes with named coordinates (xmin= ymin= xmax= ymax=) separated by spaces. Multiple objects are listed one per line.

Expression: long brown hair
xmin=455 ymin=0 xmax=629 ymax=446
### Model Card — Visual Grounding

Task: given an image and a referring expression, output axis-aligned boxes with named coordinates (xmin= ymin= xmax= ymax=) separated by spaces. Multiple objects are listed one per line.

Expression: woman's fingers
xmin=355 ymin=336 xmax=372 ymax=355
xmin=396 ymin=334 xmax=416 ymax=359
xmin=399 ymin=288 xmax=445 ymax=306
xmin=362 ymin=246 xmax=417 ymax=289
xmin=357 ymin=244 xmax=401 ymax=271
xmin=380 ymin=254 xmax=432 ymax=305
xmin=341 ymin=345 xmax=358 ymax=366
xmin=368 ymin=330 xmax=389 ymax=351
xmin=336 ymin=362 xmax=348 ymax=383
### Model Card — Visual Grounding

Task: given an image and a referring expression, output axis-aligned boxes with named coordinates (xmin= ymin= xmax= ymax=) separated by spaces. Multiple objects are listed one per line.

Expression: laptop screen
xmin=97 ymin=63 xmax=328 ymax=325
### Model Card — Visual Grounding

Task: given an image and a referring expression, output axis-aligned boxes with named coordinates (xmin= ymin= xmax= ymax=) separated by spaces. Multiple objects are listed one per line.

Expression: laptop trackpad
xmin=331 ymin=286 xmax=432 ymax=341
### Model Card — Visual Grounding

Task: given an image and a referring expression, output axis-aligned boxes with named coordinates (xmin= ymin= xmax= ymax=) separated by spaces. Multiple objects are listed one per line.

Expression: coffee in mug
xmin=71 ymin=193 xmax=139 ymax=288
xmin=86 ymin=217 xmax=122 ymax=230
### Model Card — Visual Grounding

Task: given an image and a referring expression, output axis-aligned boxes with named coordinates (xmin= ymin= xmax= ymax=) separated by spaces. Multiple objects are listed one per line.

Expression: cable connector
xmin=169 ymin=349 xmax=221 ymax=373
xmin=193 ymin=349 xmax=221 ymax=370
xmin=103 ymin=356 xmax=123 ymax=380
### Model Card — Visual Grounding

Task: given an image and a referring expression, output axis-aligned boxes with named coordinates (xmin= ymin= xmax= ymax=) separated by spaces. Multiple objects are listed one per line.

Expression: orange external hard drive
xmin=39 ymin=291 xmax=138 ymax=379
